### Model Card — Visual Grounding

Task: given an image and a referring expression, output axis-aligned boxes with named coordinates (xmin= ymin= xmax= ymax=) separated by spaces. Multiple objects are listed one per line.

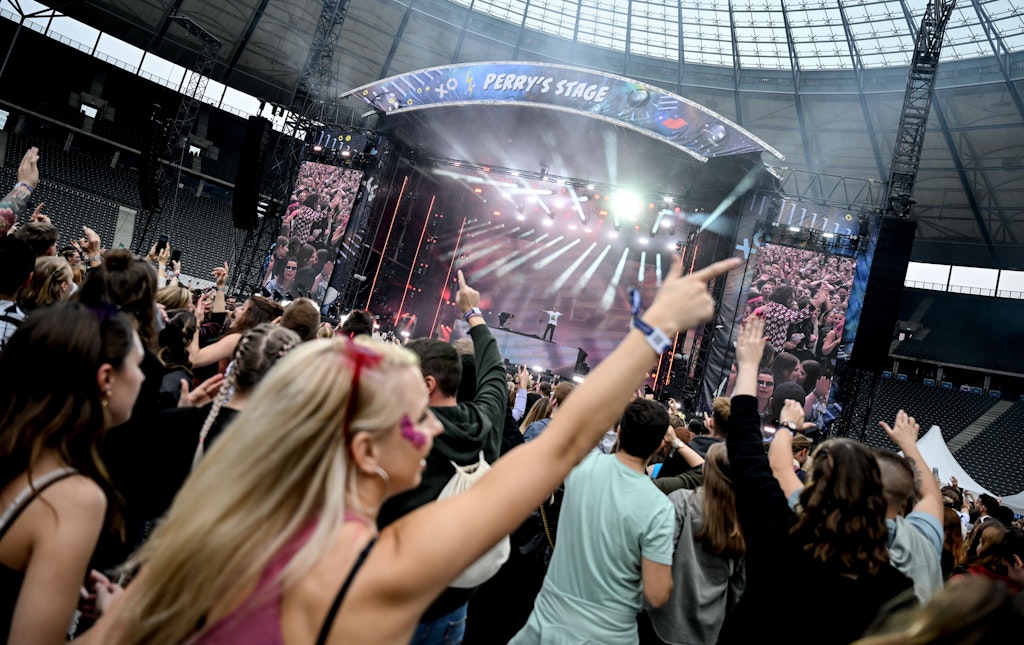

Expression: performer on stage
xmin=540 ymin=306 xmax=562 ymax=342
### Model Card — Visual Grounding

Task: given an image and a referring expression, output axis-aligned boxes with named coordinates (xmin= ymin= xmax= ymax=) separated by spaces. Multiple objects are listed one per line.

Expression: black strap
xmin=0 ymin=468 xmax=79 ymax=543
xmin=314 ymin=537 xmax=377 ymax=645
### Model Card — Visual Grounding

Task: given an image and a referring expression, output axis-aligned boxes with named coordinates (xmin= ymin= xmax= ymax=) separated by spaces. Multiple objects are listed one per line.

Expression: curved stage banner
xmin=342 ymin=62 xmax=783 ymax=163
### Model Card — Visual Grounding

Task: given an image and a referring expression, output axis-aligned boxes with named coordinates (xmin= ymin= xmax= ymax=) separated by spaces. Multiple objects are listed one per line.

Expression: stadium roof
xmin=49 ymin=0 xmax=1024 ymax=268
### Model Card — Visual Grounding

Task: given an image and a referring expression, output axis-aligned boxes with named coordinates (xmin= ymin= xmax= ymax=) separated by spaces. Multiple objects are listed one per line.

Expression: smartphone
xmin=155 ymin=234 xmax=169 ymax=253
xmin=170 ymin=248 xmax=182 ymax=263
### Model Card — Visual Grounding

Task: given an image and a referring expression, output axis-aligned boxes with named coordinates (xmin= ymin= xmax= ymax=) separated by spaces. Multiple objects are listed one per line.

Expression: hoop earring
xmin=349 ymin=465 xmax=391 ymax=515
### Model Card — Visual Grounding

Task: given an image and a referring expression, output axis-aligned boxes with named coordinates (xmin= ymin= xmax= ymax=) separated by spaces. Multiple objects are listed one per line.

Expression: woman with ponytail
xmin=155 ymin=310 xmax=197 ymax=411
xmin=188 ymin=295 xmax=283 ymax=372
xmin=133 ymin=323 xmax=301 ymax=535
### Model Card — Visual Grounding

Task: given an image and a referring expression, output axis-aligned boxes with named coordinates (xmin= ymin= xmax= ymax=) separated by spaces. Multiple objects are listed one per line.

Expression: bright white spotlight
xmin=638 ymin=237 xmax=649 ymax=245
xmin=608 ymin=231 xmax=619 ymax=239
xmin=788 ymin=226 xmax=801 ymax=232
xmin=543 ymin=219 xmax=553 ymax=227
xmin=572 ymin=375 xmax=585 ymax=384
xmin=612 ymin=191 xmax=643 ymax=221
xmin=516 ymin=214 xmax=526 ymax=221
xmin=663 ymin=196 xmax=673 ymax=203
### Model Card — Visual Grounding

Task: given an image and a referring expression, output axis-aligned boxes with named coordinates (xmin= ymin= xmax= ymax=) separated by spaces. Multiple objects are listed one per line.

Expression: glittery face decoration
xmin=400 ymin=415 xmax=428 ymax=449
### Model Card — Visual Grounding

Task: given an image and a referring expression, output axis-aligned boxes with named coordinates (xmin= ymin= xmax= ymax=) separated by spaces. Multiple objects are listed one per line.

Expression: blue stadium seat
xmin=897 ymin=374 xmax=908 ymax=382
xmin=971 ymin=386 xmax=983 ymax=395
xmin=882 ymin=371 xmax=893 ymax=379
xmin=923 ymin=378 xmax=935 ymax=387
xmin=941 ymin=382 xmax=953 ymax=390
xmin=989 ymin=390 xmax=1001 ymax=399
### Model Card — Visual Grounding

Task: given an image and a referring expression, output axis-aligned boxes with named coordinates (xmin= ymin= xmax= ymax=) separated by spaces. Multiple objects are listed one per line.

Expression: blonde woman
xmin=17 ymin=255 xmax=73 ymax=312
xmin=79 ymin=260 xmax=739 ymax=645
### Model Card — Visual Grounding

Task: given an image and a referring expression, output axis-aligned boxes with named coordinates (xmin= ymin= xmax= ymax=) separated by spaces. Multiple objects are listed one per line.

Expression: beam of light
xmin=366 ymin=175 xmax=407 ymax=309
xmin=638 ymin=251 xmax=646 ymax=283
xmin=494 ymin=237 xmax=565 ymax=279
xmin=472 ymin=234 xmax=557 ymax=280
xmin=600 ymin=247 xmax=632 ymax=310
xmin=569 ymin=187 xmax=587 ymax=224
xmin=432 ymin=216 xmax=467 ymax=336
xmin=656 ymin=253 xmax=663 ymax=286
xmin=534 ymin=238 xmax=581 ymax=270
xmin=570 ymin=244 xmax=613 ymax=297
xmin=396 ymin=194 xmax=435 ymax=323
xmin=549 ymin=243 xmax=598 ymax=295
xmin=698 ymin=165 xmax=765 ymax=234
xmin=650 ymin=209 xmax=669 ymax=236
xmin=461 ymin=239 xmax=511 ymax=268
xmin=518 ymin=228 xmax=536 ymax=238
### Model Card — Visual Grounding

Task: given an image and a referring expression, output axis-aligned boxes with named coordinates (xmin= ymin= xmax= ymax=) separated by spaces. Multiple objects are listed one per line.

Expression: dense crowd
xmin=0 ymin=147 xmax=1021 ymax=645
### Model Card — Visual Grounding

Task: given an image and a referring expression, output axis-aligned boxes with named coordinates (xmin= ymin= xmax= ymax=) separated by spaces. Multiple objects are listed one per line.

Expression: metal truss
xmin=132 ymin=13 xmax=221 ymax=251
xmin=769 ymin=166 xmax=884 ymax=213
xmin=232 ymin=0 xmax=353 ymax=294
xmin=885 ymin=0 xmax=957 ymax=217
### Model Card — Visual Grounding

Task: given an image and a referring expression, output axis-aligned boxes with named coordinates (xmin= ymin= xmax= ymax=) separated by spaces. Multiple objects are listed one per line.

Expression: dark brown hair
xmin=77 ymin=249 xmax=158 ymax=352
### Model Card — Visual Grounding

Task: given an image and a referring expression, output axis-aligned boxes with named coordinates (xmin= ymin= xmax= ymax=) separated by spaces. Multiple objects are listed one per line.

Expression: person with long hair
xmin=718 ymin=315 xmax=914 ymax=645
xmin=77 ymin=250 xmax=166 ymax=570
xmin=155 ymin=310 xmax=197 ymax=411
xmin=941 ymin=507 xmax=967 ymax=580
xmin=128 ymin=323 xmax=301 ymax=535
xmin=0 ymin=303 xmax=143 ymax=645
xmin=18 ymin=255 xmax=74 ymax=313
xmin=519 ymin=395 xmax=551 ymax=434
xmin=188 ymin=295 xmax=283 ymax=371
xmin=646 ymin=443 xmax=746 ymax=644
xmin=77 ymin=260 xmax=740 ymax=645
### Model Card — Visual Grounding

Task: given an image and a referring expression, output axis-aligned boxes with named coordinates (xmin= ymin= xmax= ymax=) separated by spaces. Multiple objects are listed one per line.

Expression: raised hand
xmin=16 ymin=146 xmax=39 ymax=189
xmin=735 ymin=314 xmax=766 ymax=367
xmin=211 ymin=261 xmax=229 ymax=287
xmin=879 ymin=409 xmax=920 ymax=449
xmin=644 ymin=256 xmax=742 ymax=337
xmin=455 ymin=269 xmax=481 ymax=314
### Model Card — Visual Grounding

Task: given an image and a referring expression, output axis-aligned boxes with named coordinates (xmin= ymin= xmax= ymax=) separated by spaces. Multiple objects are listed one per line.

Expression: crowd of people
xmin=0 ymin=145 xmax=1022 ymax=645
xmin=261 ymin=161 xmax=362 ymax=303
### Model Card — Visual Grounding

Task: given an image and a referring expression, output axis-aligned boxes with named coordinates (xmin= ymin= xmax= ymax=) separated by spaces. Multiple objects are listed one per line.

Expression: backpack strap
xmin=0 ymin=467 xmax=80 ymax=542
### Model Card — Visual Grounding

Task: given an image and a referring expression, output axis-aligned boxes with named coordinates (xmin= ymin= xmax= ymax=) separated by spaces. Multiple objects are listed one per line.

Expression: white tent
xmin=914 ymin=425 xmax=1024 ymax=516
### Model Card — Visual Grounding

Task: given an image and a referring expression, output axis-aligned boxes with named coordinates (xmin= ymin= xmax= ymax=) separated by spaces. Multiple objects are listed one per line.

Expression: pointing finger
xmin=689 ymin=257 xmax=742 ymax=283
xmin=457 ymin=269 xmax=467 ymax=288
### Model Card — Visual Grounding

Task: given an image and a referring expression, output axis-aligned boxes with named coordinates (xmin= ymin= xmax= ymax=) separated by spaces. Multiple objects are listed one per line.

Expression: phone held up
xmin=155 ymin=234 xmax=169 ymax=254
xmin=170 ymin=248 xmax=182 ymax=263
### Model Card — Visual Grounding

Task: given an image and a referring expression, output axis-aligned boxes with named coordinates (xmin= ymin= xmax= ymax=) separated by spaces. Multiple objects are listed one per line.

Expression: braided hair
xmin=192 ymin=323 xmax=300 ymax=468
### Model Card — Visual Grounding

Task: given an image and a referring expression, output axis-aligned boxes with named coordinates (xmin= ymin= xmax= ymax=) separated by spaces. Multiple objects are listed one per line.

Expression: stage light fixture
xmin=312 ymin=145 xmax=323 ymax=152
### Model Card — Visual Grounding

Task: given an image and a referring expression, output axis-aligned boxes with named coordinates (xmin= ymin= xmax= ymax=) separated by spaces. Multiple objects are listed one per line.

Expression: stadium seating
xmin=858 ymin=379 xmax=999 ymax=450
xmin=955 ymin=402 xmax=1024 ymax=495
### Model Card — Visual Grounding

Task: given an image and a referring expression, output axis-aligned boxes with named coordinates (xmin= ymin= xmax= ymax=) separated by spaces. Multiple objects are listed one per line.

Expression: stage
xmin=451 ymin=322 xmax=585 ymax=378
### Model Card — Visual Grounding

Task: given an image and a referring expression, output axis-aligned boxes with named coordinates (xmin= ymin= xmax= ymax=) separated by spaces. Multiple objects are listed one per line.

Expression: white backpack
xmin=437 ymin=451 xmax=511 ymax=588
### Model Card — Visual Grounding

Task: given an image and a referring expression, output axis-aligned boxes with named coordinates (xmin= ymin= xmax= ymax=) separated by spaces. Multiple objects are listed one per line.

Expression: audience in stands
xmin=0 ymin=303 xmax=143 ymax=645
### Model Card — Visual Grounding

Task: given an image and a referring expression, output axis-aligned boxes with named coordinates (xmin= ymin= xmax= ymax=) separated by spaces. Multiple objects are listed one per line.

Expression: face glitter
xmin=400 ymin=415 xmax=427 ymax=449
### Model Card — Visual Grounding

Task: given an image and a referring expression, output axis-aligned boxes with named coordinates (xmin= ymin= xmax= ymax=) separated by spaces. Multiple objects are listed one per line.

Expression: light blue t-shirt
xmin=511 ymin=452 xmax=675 ymax=644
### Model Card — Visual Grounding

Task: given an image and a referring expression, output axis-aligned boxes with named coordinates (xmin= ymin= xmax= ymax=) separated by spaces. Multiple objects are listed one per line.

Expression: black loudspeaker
xmin=850 ymin=216 xmax=917 ymax=371
xmin=139 ymin=105 xmax=167 ymax=212
xmin=232 ymin=116 xmax=272 ymax=230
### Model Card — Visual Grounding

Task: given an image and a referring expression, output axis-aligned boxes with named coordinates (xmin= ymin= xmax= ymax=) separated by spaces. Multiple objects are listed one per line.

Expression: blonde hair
xmin=113 ymin=336 xmax=419 ymax=644
xmin=156 ymin=284 xmax=192 ymax=310
xmin=19 ymin=255 xmax=72 ymax=311
xmin=520 ymin=396 xmax=551 ymax=432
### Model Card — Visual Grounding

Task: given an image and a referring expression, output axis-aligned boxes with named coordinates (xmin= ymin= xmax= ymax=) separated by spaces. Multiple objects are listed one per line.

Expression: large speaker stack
xmin=850 ymin=215 xmax=918 ymax=371
xmin=139 ymin=105 xmax=168 ymax=213
xmin=232 ymin=116 xmax=273 ymax=230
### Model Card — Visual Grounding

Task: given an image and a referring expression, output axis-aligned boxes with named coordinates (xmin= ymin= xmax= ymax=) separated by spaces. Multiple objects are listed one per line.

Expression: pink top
xmin=193 ymin=514 xmax=372 ymax=645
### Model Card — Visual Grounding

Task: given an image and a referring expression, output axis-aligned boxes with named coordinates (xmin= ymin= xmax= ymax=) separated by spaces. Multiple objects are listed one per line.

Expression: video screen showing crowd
xmin=737 ymin=243 xmax=857 ymax=435
xmin=261 ymin=161 xmax=363 ymax=304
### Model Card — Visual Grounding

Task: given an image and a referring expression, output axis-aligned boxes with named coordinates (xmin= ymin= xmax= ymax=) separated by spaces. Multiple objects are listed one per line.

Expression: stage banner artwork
xmin=261 ymin=160 xmax=364 ymax=306
xmin=342 ymin=62 xmax=783 ymax=163
xmin=699 ymin=192 xmax=871 ymax=434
